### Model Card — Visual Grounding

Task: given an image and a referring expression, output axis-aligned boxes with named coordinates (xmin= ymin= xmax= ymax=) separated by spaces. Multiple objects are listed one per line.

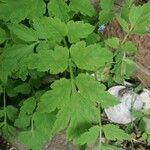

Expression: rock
xmin=105 ymin=86 xmax=143 ymax=124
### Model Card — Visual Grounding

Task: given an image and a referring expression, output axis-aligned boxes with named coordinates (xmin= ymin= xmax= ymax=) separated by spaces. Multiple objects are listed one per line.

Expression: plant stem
xmin=31 ymin=115 xmax=34 ymax=133
xmin=3 ymin=87 xmax=7 ymax=125
xmin=98 ymin=103 xmax=102 ymax=150
xmin=63 ymin=38 xmax=76 ymax=94
xmin=121 ymin=26 xmax=134 ymax=45
xmin=94 ymin=72 xmax=102 ymax=150
xmin=69 ymin=59 xmax=76 ymax=94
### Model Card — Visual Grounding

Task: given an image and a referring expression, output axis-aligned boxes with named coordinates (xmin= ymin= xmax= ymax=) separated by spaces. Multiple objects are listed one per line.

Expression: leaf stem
xmin=94 ymin=72 xmax=102 ymax=150
xmin=121 ymin=25 xmax=134 ymax=45
xmin=69 ymin=59 xmax=76 ymax=94
xmin=63 ymin=38 xmax=76 ymax=94
xmin=31 ymin=115 xmax=34 ymax=133
xmin=98 ymin=103 xmax=102 ymax=150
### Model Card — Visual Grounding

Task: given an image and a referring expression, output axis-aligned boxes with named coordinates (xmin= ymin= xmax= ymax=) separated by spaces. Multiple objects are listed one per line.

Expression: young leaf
xmin=7 ymin=24 xmax=38 ymax=42
xmin=103 ymin=124 xmax=131 ymax=141
xmin=0 ymin=27 xmax=6 ymax=44
xmin=28 ymin=46 xmax=69 ymax=74
xmin=69 ymin=0 xmax=95 ymax=17
xmin=105 ymin=37 xmax=120 ymax=49
xmin=48 ymin=0 xmax=70 ymax=22
xmin=67 ymin=21 xmax=94 ymax=43
xmin=75 ymin=126 xmax=100 ymax=145
xmin=33 ymin=17 xmax=68 ymax=42
xmin=70 ymin=41 xmax=113 ymax=71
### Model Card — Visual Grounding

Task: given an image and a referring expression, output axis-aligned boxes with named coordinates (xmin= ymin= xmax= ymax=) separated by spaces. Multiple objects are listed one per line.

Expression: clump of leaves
xmin=0 ymin=0 xmax=150 ymax=150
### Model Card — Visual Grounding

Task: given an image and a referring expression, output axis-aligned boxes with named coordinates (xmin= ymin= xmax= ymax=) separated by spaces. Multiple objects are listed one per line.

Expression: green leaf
xmin=69 ymin=0 xmax=95 ymax=17
xmin=105 ymin=37 xmax=120 ymax=49
xmin=123 ymin=58 xmax=137 ymax=79
xmin=99 ymin=10 xmax=113 ymax=25
xmin=6 ymin=106 xmax=18 ymax=121
xmin=20 ymin=97 xmax=36 ymax=115
xmin=0 ymin=109 xmax=4 ymax=118
xmin=17 ymin=130 xmax=48 ymax=150
xmin=67 ymin=92 xmax=99 ymax=141
xmin=1 ymin=124 xmax=16 ymax=138
xmin=121 ymin=41 xmax=137 ymax=54
xmin=28 ymin=46 xmax=69 ymax=74
xmin=75 ymin=126 xmax=100 ymax=145
xmin=117 ymin=16 xmax=129 ymax=32
xmin=7 ymin=24 xmax=38 ymax=42
xmin=15 ymin=114 xmax=31 ymax=128
xmin=0 ymin=27 xmax=6 ymax=44
xmin=86 ymin=33 xmax=99 ymax=45
xmin=0 ymin=0 xmax=45 ymax=22
xmin=0 ymin=44 xmax=35 ymax=83
xmin=34 ymin=112 xmax=56 ymax=138
xmin=37 ymin=78 xmax=72 ymax=113
xmin=70 ymin=41 xmax=113 ymax=71
xmin=75 ymin=74 xmax=118 ymax=108
xmin=14 ymin=83 xmax=31 ymax=95
xmin=33 ymin=17 xmax=67 ymax=42
xmin=67 ymin=21 xmax=94 ymax=43
xmin=100 ymin=0 xmax=114 ymax=10
xmin=103 ymin=124 xmax=131 ymax=141
xmin=15 ymin=97 xmax=36 ymax=128
xmin=48 ymin=0 xmax=70 ymax=22
xmin=129 ymin=3 xmax=150 ymax=27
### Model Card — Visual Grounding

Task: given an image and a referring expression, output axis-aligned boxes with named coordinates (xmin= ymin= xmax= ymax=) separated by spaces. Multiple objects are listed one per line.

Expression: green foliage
xmin=0 ymin=27 xmax=6 ymax=44
xmin=48 ymin=0 xmax=70 ymax=22
xmin=67 ymin=21 xmax=94 ymax=43
xmin=103 ymin=124 xmax=131 ymax=141
xmin=69 ymin=0 xmax=95 ymax=17
xmin=0 ymin=0 xmax=149 ymax=149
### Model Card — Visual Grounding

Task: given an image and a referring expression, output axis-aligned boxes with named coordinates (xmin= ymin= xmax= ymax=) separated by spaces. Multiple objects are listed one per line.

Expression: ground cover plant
xmin=0 ymin=0 xmax=150 ymax=149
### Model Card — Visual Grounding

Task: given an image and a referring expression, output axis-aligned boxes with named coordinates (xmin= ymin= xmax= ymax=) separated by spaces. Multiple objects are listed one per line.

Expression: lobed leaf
xmin=48 ymin=0 xmax=70 ymax=22
xmin=69 ymin=0 xmax=95 ymax=17
xmin=70 ymin=41 xmax=113 ymax=71
xmin=103 ymin=124 xmax=131 ymax=141
xmin=28 ymin=46 xmax=69 ymax=74
xmin=33 ymin=17 xmax=68 ymax=42
xmin=7 ymin=24 xmax=38 ymax=42
xmin=67 ymin=21 xmax=94 ymax=43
